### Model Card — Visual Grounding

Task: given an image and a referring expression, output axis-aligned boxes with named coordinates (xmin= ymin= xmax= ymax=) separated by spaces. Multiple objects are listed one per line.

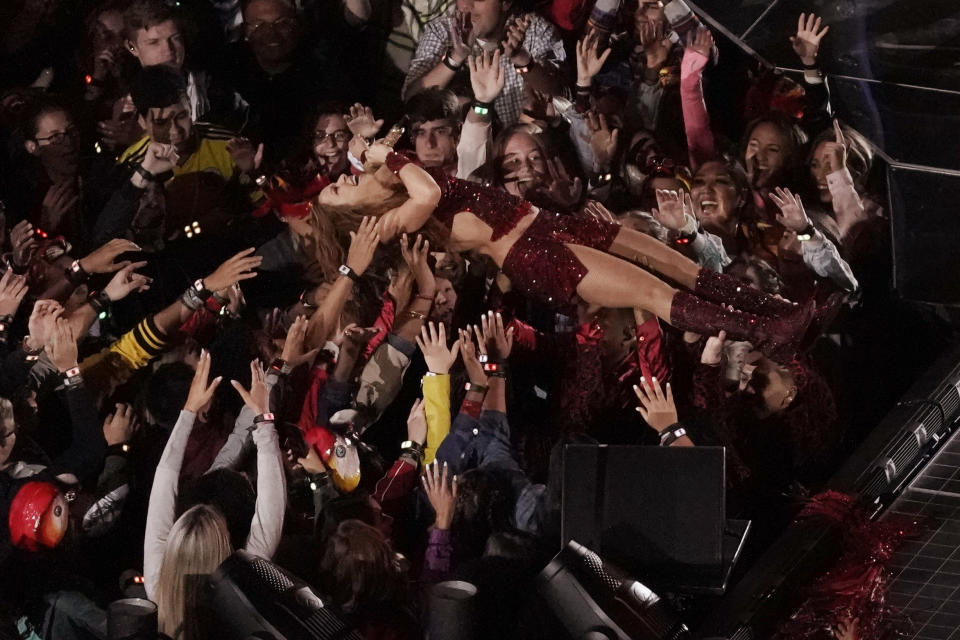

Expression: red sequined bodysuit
xmin=428 ymin=170 xmax=620 ymax=306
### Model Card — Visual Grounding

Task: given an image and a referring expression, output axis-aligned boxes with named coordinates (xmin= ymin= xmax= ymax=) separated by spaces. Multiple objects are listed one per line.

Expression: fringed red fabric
xmin=774 ymin=491 xmax=922 ymax=640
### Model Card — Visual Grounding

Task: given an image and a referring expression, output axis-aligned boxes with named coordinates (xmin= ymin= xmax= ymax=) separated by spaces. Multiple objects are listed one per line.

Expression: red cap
xmin=8 ymin=481 xmax=63 ymax=551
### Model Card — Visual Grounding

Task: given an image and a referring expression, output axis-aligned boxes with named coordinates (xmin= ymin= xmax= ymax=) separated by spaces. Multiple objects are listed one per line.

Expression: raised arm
xmin=144 ymin=351 xmax=221 ymax=599
xmin=231 ymin=359 xmax=286 ymax=560
xmin=366 ymin=146 xmax=442 ymax=242
xmin=680 ymin=27 xmax=717 ymax=170
xmin=305 ymin=216 xmax=380 ymax=348
xmin=416 ymin=321 xmax=461 ymax=464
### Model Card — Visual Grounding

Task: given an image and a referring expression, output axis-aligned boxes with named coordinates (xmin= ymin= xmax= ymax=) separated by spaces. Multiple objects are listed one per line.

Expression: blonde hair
xmin=155 ymin=504 xmax=232 ymax=640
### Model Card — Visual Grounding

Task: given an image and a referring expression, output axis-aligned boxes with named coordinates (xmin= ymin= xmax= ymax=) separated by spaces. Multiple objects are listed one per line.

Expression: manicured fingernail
xmin=652 ymin=377 xmax=657 ymax=383
xmin=640 ymin=376 xmax=645 ymax=383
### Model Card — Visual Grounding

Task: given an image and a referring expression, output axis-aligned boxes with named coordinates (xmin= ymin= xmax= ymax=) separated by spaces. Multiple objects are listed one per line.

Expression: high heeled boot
xmin=693 ymin=269 xmax=801 ymax=317
xmin=669 ymin=290 xmax=814 ymax=362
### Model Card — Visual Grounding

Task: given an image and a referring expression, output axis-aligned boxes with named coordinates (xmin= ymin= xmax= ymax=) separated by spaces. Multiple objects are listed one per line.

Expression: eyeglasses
xmin=245 ymin=17 xmax=297 ymax=37
xmin=34 ymin=127 xmax=79 ymax=146
xmin=313 ymin=129 xmax=351 ymax=146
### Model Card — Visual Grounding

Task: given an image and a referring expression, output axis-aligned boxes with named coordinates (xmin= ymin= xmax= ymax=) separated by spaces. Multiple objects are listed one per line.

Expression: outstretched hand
xmin=231 ymin=358 xmax=270 ymax=416
xmin=685 ymin=26 xmax=714 ymax=59
xmin=701 ymin=330 xmax=727 ymax=366
xmin=345 ymin=216 xmax=380 ymax=276
xmin=790 ymin=13 xmax=829 ymax=66
xmin=103 ymin=261 xmax=151 ymax=302
xmin=475 ymin=310 xmax=514 ymax=361
xmin=769 ymin=187 xmax=812 ymax=233
xmin=416 ymin=321 xmax=460 ymax=374
xmin=400 ymin=233 xmax=435 ymax=296
xmin=422 ymin=460 xmax=457 ymax=530
xmin=184 ymin=349 xmax=222 ymax=413
xmin=281 ymin=315 xmax=320 ymax=368
xmin=652 ymin=189 xmax=695 ymax=232
xmin=468 ymin=49 xmax=506 ymax=104
xmin=458 ymin=327 xmax=488 ymax=385
xmin=204 ymin=248 xmax=262 ymax=292
xmin=576 ymin=29 xmax=611 ymax=86
xmin=406 ymin=397 xmax=427 ymax=446
xmin=0 ymin=270 xmax=28 ymax=317
xmin=345 ymin=103 xmax=384 ymax=139
xmin=80 ymin=238 xmax=142 ymax=274
xmin=634 ymin=376 xmax=677 ymax=433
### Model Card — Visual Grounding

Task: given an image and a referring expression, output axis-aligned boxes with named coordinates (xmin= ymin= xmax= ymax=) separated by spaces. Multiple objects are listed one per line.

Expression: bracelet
xmin=385 ymin=151 xmax=413 ymax=175
xmin=416 ymin=293 xmax=435 ymax=302
xmin=575 ymin=83 xmax=592 ymax=93
xmin=0 ymin=315 xmax=12 ymax=338
xmin=64 ymin=259 xmax=90 ymax=286
xmin=338 ymin=264 xmax=361 ymax=283
xmin=442 ymin=53 xmax=463 ymax=71
xmin=253 ymin=412 xmax=275 ymax=425
xmin=488 ymin=370 xmax=507 ymax=379
xmin=133 ymin=164 xmax=157 ymax=183
xmin=482 ymin=362 xmax=505 ymax=373
xmin=477 ymin=354 xmax=499 ymax=364
xmin=106 ymin=442 xmax=130 ymax=456
xmin=270 ymin=358 xmax=293 ymax=375
xmin=62 ymin=366 xmax=83 ymax=388
xmin=400 ymin=440 xmax=425 ymax=460
xmin=514 ymin=62 xmax=531 ymax=74
xmin=193 ymin=278 xmax=212 ymax=299
xmin=464 ymin=382 xmax=489 ymax=395
xmin=404 ymin=310 xmax=427 ymax=321
xmin=796 ymin=223 xmax=817 ymax=242
xmin=180 ymin=286 xmax=205 ymax=311
xmin=87 ymin=289 xmax=112 ymax=314
xmin=472 ymin=100 xmax=493 ymax=117
xmin=659 ymin=425 xmax=687 ymax=447
xmin=674 ymin=230 xmax=697 ymax=245
xmin=22 ymin=336 xmax=43 ymax=356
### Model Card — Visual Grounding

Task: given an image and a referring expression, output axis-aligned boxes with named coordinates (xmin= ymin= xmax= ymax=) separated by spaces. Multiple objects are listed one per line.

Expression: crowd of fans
xmin=0 ymin=0 xmax=943 ymax=638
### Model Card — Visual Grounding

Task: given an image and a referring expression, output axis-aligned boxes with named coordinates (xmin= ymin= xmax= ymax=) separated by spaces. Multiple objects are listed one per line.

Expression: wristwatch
xmin=338 ymin=264 xmax=360 ymax=283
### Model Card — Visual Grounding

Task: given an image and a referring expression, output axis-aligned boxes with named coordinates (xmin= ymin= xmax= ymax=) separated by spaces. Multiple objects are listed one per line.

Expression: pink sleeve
xmin=680 ymin=48 xmax=716 ymax=170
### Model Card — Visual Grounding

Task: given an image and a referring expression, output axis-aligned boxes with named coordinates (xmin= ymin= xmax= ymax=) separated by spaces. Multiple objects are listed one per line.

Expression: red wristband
xmin=385 ymin=151 xmax=413 ymax=175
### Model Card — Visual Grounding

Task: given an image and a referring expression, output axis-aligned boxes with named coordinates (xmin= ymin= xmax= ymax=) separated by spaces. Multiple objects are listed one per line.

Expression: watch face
xmin=338 ymin=265 xmax=350 ymax=275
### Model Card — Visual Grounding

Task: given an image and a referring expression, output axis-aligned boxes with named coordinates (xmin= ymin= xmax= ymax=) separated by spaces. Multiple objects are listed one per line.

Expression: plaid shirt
xmin=402 ymin=12 xmax=566 ymax=125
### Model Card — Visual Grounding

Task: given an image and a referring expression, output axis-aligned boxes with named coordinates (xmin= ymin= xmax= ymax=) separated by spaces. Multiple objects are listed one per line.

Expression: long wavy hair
xmin=155 ymin=504 xmax=232 ymax=640
xmin=305 ymin=170 xmax=449 ymax=279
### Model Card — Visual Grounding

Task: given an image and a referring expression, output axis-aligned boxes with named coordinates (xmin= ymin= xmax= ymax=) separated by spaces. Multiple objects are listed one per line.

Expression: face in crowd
xmin=127 ymin=17 xmax=185 ymax=69
xmin=24 ymin=109 xmax=81 ymax=179
xmin=455 ymin=0 xmax=511 ymax=40
xmin=140 ymin=96 xmax=192 ymax=155
xmin=690 ymin=161 xmax=744 ymax=237
xmin=410 ymin=119 xmax=458 ymax=169
xmin=313 ymin=113 xmax=351 ymax=177
xmin=499 ymin=132 xmax=547 ymax=198
xmin=744 ymin=121 xmax=791 ymax=190
xmin=243 ymin=0 xmax=301 ymax=69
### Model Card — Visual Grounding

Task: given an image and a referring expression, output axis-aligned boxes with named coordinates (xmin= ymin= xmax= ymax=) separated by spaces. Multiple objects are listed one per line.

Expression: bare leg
xmin=607 ymin=226 xmax=700 ymax=290
xmin=567 ymin=244 xmax=677 ymax=321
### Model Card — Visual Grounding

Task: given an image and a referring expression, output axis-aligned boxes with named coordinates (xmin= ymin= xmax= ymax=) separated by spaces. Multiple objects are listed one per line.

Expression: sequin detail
xmin=501 ymin=211 xmax=620 ymax=307
xmin=430 ymin=171 xmax=533 ymax=241
xmin=694 ymin=269 xmax=801 ymax=317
